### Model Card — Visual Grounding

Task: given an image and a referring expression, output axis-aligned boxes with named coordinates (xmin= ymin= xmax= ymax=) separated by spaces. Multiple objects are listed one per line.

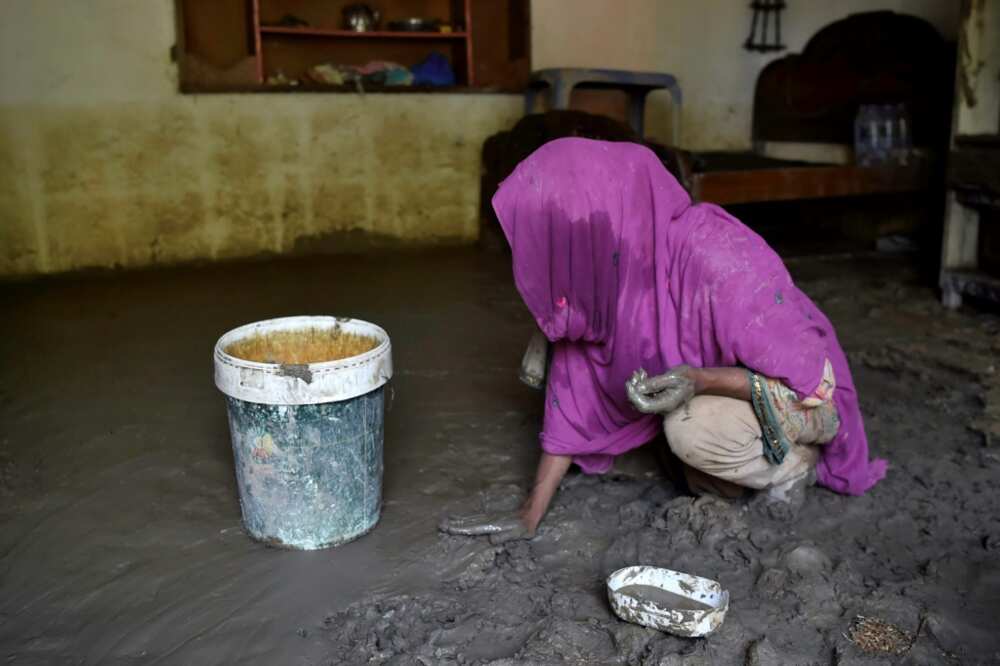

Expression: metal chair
xmin=524 ymin=67 xmax=683 ymax=143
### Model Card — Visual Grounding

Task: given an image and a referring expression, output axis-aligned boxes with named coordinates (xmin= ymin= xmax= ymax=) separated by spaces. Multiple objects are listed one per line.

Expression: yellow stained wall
xmin=0 ymin=0 xmax=521 ymax=277
xmin=1 ymin=0 xmax=961 ymax=277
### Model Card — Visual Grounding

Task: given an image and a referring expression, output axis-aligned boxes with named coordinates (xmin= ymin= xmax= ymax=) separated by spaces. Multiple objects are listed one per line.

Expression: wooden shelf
xmin=176 ymin=0 xmax=528 ymax=92
xmin=179 ymin=82 xmax=522 ymax=95
xmin=955 ymin=133 xmax=1000 ymax=147
xmin=252 ymin=0 xmax=474 ymax=85
xmin=260 ymin=26 xmax=468 ymax=39
xmin=691 ymin=162 xmax=929 ymax=205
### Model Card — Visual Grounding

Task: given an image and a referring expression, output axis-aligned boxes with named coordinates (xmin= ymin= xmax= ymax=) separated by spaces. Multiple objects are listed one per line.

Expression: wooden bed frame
xmin=685 ymin=11 xmax=953 ymax=205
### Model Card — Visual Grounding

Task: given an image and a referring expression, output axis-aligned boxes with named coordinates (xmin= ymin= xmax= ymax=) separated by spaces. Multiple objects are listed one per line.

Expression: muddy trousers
xmin=662 ymin=396 xmax=822 ymax=499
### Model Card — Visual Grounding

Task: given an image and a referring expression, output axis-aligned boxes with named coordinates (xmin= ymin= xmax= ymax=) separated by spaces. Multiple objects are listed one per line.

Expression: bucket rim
xmin=214 ymin=315 xmax=390 ymax=372
xmin=213 ymin=315 xmax=393 ymax=405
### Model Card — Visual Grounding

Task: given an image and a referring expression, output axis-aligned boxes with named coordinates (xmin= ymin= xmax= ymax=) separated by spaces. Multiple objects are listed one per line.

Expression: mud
xmin=224 ymin=327 xmax=377 ymax=364
xmin=1 ymin=250 xmax=999 ymax=664
xmin=616 ymin=585 xmax=712 ymax=612
xmin=318 ymin=255 xmax=1000 ymax=665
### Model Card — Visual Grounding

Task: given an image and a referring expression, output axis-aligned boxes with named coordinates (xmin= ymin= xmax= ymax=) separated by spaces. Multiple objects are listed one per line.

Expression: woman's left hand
xmin=626 ymin=366 xmax=697 ymax=415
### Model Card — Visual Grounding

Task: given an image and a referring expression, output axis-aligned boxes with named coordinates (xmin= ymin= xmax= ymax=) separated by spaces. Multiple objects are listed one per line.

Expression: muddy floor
xmin=1 ymin=248 xmax=998 ymax=665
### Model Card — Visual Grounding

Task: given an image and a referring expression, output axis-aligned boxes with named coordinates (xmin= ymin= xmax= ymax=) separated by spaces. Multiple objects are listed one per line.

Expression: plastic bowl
xmin=607 ymin=565 xmax=729 ymax=637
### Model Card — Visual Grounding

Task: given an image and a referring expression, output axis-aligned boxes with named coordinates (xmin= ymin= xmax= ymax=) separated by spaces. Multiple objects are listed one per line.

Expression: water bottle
xmin=854 ymin=105 xmax=874 ymax=166
xmin=875 ymin=104 xmax=894 ymax=164
xmin=893 ymin=103 xmax=912 ymax=166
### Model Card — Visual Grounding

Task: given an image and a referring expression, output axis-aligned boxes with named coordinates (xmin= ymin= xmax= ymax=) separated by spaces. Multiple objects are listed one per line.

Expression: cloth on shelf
xmin=298 ymin=53 xmax=456 ymax=88
xmin=355 ymin=60 xmax=400 ymax=76
xmin=305 ymin=60 xmax=413 ymax=87
xmin=265 ymin=70 xmax=298 ymax=86
xmin=410 ymin=52 xmax=455 ymax=86
xmin=306 ymin=63 xmax=348 ymax=86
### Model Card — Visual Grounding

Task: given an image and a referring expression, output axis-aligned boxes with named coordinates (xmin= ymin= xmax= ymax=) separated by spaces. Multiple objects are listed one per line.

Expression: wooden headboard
xmin=752 ymin=11 xmax=954 ymax=148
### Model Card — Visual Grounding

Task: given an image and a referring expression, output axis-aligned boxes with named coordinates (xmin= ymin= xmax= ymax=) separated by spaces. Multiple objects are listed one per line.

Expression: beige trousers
xmin=663 ymin=395 xmax=821 ymax=497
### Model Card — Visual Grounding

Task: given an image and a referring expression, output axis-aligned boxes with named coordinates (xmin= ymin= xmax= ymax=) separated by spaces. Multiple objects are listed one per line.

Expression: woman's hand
xmin=439 ymin=511 xmax=536 ymax=544
xmin=440 ymin=453 xmax=571 ymax=544
xmin=626 ymin=366 xmax=697 ymax=415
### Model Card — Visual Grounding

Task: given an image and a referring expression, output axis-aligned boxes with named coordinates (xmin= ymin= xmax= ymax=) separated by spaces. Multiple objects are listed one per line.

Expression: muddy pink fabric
xmin=492 ymin=138 xmax=886 ymax=495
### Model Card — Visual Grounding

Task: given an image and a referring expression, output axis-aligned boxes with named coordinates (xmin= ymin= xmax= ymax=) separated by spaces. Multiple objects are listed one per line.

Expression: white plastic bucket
xmin=214 ymin=316 xmax=392 ymax=549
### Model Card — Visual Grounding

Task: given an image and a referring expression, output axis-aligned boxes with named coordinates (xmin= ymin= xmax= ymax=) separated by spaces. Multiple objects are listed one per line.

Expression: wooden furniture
xmin=689 ymin=158 xmax=929 ymax=205
xmin=252 ymin=0 xmax=472 ymax=86
xmin=940 ymin=1 xmax=1000 ymax=308
xmin=175 ymin=0 xmax=529 ymax=92
xmin=685 ymin=11 xmax=953 ymax=206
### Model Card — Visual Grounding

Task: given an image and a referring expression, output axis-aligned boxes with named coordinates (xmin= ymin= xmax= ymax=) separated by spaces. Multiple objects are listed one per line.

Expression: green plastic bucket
xmin=214 ymin=316 xmax=392 ymax=550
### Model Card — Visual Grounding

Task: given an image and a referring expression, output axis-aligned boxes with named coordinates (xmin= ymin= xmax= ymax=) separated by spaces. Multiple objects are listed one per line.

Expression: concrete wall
xmin=954 ymin=0 xmax=1000 ymax=137
xmin=531 ymin=0 xmax=960 ymax=150
xmin=0 ymin=0 xmax=960 ymax=277
xmin=0 ymin=0 xmax=521 ymax=277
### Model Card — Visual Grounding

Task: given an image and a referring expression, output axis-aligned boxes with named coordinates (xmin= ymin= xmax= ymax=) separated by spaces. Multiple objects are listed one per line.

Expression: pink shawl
xmin=492 ymin=138 xmax=886 ymax=495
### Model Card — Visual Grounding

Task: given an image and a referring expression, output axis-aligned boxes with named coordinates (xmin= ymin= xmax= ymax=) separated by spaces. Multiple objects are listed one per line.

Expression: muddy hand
xmin=439 ymin=511 xmax=535 ymax=544
xmin=627 ymin=366 xmax=696 ymax=415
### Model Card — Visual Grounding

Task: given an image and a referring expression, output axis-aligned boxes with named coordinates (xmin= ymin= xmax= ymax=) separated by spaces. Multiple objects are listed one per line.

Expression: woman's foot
xmin=750 ymin=468 xmax=816 ymax=519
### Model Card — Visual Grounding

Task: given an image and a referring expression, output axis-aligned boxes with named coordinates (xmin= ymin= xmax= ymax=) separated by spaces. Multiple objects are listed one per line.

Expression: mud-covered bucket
xmin=214 ymin=316 xmax=392 ymax=550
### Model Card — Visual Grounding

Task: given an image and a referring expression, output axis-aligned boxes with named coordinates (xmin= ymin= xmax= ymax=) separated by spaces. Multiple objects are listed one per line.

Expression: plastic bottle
xmin=894 ymin=103 xmax=912 ymax=166
xmin=854 ymin=105 xmax=873 ymax=166
xmin=879 ymin=104 xmax=899 ymax=164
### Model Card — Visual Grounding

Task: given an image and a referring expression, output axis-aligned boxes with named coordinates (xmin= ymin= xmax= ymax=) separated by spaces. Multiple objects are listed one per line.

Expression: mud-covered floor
xmin=1 ymin=247 xmax=998 ymax=665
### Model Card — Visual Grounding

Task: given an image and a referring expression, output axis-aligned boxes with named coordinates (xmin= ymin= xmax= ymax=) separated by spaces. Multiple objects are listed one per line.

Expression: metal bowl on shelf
xmin=388 ymin=17 xmax=439 ymax=32
xmin=342 ymin=4 xmax=381 ymax=32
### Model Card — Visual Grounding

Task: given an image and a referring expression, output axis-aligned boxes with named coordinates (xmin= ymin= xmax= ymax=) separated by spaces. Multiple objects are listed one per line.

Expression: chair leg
xmin=627 ymin=90 xmax=650 ymax=137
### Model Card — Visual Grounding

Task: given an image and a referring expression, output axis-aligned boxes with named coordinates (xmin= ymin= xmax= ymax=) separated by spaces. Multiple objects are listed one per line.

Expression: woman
xmin=442 ymin=138 xmax=886 ymax=542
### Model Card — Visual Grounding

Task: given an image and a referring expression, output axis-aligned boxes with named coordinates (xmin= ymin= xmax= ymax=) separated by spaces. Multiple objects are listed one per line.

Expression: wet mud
xmin=616 ymin=585 xmax=712 ymax=612
xmin=1 ymin=250 xmax=999 ymax=664
xmin=319 ymin=256 xmax=1000 ymax=665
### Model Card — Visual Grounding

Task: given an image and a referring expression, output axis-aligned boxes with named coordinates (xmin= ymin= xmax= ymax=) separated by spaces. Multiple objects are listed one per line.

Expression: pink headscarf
xmin=492 ymin=138 xmax=885 ymax=495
